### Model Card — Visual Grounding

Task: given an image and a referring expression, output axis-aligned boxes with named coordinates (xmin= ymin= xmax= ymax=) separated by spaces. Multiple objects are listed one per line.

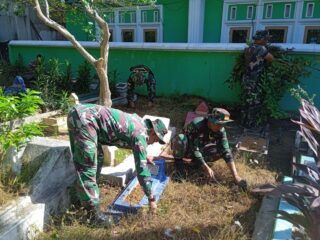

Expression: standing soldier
xmin=163 ymin=108 xmax=247 ymax=190
xmin=127 ymin=65 xmax=156 ymax=108
xmin=241 ymin=30 xmax=274 ymax=128
xmin=67 ymin=103 xmax=168 ymax=226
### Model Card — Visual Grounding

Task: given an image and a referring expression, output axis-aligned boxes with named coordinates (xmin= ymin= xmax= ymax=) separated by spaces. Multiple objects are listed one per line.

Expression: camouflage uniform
xmin=67 ymin=104 xmax=153 ymax=208
xmin=241 ymin=44 xmax=269 ymax=128
xmin=127 ymin=67 xmax=156 ymax=103
xmin=172 ymin=117 xmax=233 ymax=165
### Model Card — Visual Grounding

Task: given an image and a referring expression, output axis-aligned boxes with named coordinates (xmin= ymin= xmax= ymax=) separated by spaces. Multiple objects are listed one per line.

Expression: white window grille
xmin=120 ymin=13 xmax=125 ymax=23
xmin=266 ymin=4 xmax=272 ymax=19
xmin=284 ymin=4 xmax=291 ymax=18
xmin=154 ymin=11 xmax=159 ymax=22
xmin=230 ymin=6 xmax=237 ymax=20
xmin=142 ymin=11 xmax=147 ymax=23
xmin=130 ymin=12 xmax=136 ymax=23
xmin=247 ymin=5 xmax=253 ymax=19
xmin=306 ymin=2 xmax=314 ymax=18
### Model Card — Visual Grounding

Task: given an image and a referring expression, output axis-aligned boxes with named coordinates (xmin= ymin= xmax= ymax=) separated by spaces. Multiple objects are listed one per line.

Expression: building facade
xmin=66 ymin=0 xmax=320 ymax=44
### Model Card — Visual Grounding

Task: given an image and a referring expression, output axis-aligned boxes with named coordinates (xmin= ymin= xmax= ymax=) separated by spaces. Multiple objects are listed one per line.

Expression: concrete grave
xmin=0 ymin=137 xmax=76 ymax=239
xmin=0 ymin=196 xmax=45 ymax=240
xmin=100 ymin=115 xmax=174 ymax=187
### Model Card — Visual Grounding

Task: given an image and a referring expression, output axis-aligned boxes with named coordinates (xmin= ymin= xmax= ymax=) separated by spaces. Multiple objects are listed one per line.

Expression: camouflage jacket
xmin=184 ymin=117 xmax=232 ymax=163
xmin=70 ymin=104 xmax=153 ymax=196
xmin=244 ymin=44 xmax=269 ymax=80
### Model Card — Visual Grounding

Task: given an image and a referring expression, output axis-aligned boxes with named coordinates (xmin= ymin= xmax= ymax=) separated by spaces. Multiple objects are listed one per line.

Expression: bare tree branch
xmin=44 ymin=0 xmax=49 ymax=18
xmin=33 ymin=0 xmax=96 ymax=64
xmin=81 ymin=0 xmax=109 ymax=68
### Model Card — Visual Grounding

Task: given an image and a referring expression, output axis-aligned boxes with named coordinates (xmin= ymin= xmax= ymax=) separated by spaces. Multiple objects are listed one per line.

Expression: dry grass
xmin=36 ymin=95 xmax=278 ymax=240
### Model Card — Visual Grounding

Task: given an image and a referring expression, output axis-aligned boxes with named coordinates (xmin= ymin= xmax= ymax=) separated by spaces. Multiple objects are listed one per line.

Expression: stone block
xmin=102 ymin=145 xmax=118 ymax=167
xmin=100 ymin=155 xmax=135 ymax=187
xmin=0 ymin=196 xmax=45 ymax=240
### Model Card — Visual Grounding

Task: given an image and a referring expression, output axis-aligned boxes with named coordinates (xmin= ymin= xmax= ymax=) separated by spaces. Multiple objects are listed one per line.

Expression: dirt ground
xmin=38 ymin=95 xmax=298 ymax=240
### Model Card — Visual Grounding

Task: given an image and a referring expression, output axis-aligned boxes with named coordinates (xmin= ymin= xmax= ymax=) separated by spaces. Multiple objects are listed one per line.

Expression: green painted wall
xmin=8 ymin=44 xmax=320 ymax=111
xmin=263 ymin=2 xmax=296 ymax=19
xmin=66 ymin=11 xmax=96 ymax=41
xmin=203 ymin=0 xmax=223 ymax=43
xmin=302 ymin=0 xmax=320 ymax=18
xmin=157 ymin=0 xmax=189 ymax=42
xmin=228 ymin=4 xmax=256 ymax=21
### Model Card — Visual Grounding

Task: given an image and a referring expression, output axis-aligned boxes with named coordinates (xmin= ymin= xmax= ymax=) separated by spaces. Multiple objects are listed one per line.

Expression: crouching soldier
xmin=127 ymin=65 xmax=156 ymax=108
xmin=164 ymin=108 xmax=247 ymax=190
xmin=67 ymin=103 xmax=168 ymax=226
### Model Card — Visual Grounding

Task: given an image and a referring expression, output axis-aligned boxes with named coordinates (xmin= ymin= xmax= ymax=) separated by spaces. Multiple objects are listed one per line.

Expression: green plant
xmin=108 ymin=69 xmax=120 ymax=95
xmin=226 ymin=45 xmax=311 ymax=124
xmin=290 ymin=85 xmax=316 ymax=105
xmin=32 ymin=58 xmax=72 ymax=111
xmin=0 ymin=89 xmax=44 ymax=162
xmin=76 ymin=61 xmax=91 ymax=94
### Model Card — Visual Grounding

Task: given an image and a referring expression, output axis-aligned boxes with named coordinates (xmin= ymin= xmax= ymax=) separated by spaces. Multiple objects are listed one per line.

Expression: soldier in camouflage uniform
xmin=241 ymin=30 xmax=274 ymax=128
xmin=67 ymin=103 xmax=168 ymax=225
xmin=169 ymin=108 xmax=247 ymax=189
xmin=127 ymin=65 xmax=156 ymax=108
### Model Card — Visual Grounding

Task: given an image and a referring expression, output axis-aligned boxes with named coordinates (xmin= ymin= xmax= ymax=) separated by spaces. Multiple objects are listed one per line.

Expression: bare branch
xmin=81 ymin=0 xmax=109 ymax=67
xmin=44 ymin=0 xmax=49 ymax=18
xmin=33 ymin=0 xmax=96 ymax=64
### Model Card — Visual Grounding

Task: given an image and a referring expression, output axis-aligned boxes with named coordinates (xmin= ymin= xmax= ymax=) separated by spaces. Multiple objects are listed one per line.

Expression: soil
xmin=124 ymin=184 xmax=145 ymax=206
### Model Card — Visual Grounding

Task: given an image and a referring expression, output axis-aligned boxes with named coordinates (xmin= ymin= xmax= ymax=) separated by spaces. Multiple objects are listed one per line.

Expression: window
xmin=130 ymin=12 xmax=136 ymax=23
xmin=284 ymin=4 xmax=291 ymax=18
xmin=153 ymin=11 xmax=159 ymax=22
xmin=265 ymin=27 xmax=288 ymax=43
xmin=304 ymin=27 xmax=320 ymax=44
xmin=229 ymin=27 xmax=250 ymax=43
xmin=265 ymin=4 xmax=272 ymax=18
xmin=120 ymin=13 xmax=125 ymax=23
xmin=306 ymin=2 xmax=314 ymax=17
xmin=107 ymin=13 xmax=114 ymax=24
xmin=142 ymin=11 xmax=147 ymax=23
xmin=109 ymin=29 xmax=113 ymax=42
xmin=122 ymin=29 xmax=134 ymax=42
xmin=144 ymin=29 xmax=157 ymax=42
xmin=230 ymin=6 xmax=237 ymax=20
xmin=247 ymin=6 xmax=254 ymax=19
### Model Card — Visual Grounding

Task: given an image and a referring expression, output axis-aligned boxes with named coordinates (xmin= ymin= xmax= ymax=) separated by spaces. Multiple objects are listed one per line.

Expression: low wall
xmin=9 ymin=41 xmax=320 ymax=111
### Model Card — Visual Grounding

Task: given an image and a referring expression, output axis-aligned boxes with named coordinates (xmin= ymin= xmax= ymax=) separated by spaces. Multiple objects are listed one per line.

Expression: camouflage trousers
xmin=67 ymin=109 xmax=104 ymax=208
xmin=127 ymin=76 xmax=156 ymax=103
xmin=240 ymin=75 xmax=264 ymax=128
xmin=171 ymin=134 xmax=227 ymax=164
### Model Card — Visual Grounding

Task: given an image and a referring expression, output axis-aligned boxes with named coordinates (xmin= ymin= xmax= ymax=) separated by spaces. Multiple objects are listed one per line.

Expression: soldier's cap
xmin=253 ymin=30 xmax=272 ymax=41
xmin=208 ymin=108 xmax=233 ymax=124
xmin=145 ymin=118 xmax=168 ymax=144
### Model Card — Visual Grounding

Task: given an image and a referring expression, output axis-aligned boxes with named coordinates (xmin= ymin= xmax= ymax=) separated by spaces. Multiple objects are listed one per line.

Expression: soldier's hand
xmin=147 ymin=155 xmax=155 ymax=165
xmin=149 ymin=200 xmax=157 ymax=215
xmin=203 ymin=166 xmax=216 ymax=180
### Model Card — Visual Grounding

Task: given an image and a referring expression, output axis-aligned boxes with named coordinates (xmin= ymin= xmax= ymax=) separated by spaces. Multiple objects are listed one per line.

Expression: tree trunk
xmin=95 ymin=58 xmax=112 ymax=107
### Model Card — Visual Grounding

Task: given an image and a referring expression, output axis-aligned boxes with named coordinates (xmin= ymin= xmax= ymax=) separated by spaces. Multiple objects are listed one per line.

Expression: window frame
xmin=129 ymin=12 xmax=136 ymax=23
xmin=229 ymin=27 xmax=250 ymax=43
xmin=153 ymin=11 xmax=159 ymax=22
xmin=265 ymin=26 xmax=288 ymax=43
xmin=303 ymin=26 xmax=320 ymax=44
xmin=247 ymin=5 xmax=254 ymax=19
xmin=119 ymin=12 xmax=125 ymax=23
xmin=142 ymin=11 xmax=147 ymax=23
xmin=143 ymin=29 xmax=158 ymax=42
xmin=230 ymin=6 xmax=237 ymax=20
xmin=306 ymin=2 xmax=315 ymax=18
xmin=284 ymin=4 xmax=291 ymax=19
xmin=121 ymin=29 xmax=135 ymax=42
xmin=265 ymin=4 xmax=273 ymax=19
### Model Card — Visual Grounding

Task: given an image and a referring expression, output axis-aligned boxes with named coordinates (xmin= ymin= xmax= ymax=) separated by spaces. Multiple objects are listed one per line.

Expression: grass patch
xmin=36 ymin=95 xmax=279 ymax=240
xmin=114 ymin=148 xmax=132 ymax=166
